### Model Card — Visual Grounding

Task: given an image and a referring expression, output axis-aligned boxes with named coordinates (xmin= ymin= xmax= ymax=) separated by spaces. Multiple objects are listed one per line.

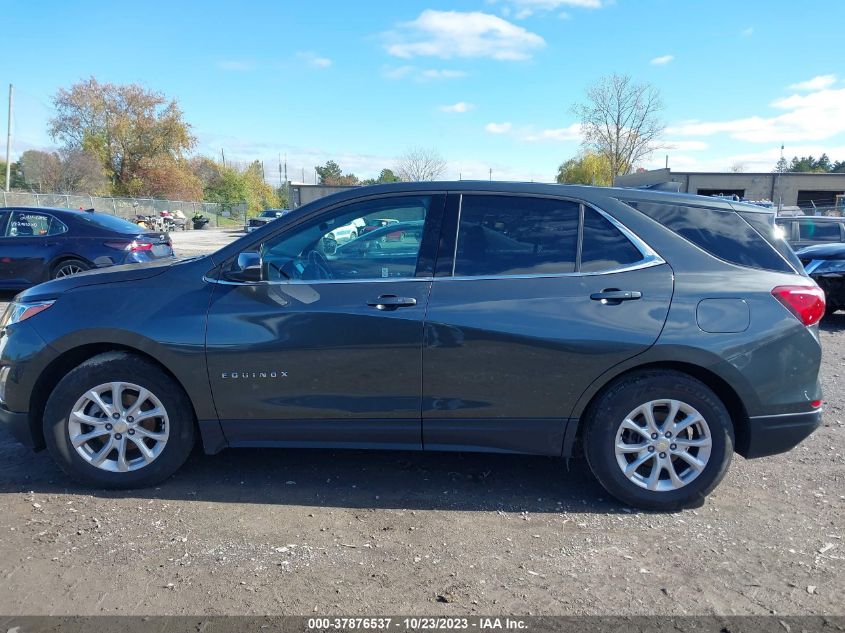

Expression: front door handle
xmin=367 ymin=295 xmax=417 ymax=310
xmin=590 ymin=289 xmax=642 ymax=305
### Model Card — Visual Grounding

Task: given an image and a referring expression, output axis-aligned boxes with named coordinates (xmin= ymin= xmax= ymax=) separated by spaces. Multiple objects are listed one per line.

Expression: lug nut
xmin=115 ymin=433 xmax=122 ymax=440
xmin=112 ymin=412 xmax=120 ymax=419
xmin=128 ymin=429 xmax=135 ymax=435
xmin=105 ymin=423 xmax=113 ymax=430
xmin=670 ymin=443 xmax=677 ymax=450
xmin=648 ymin=446 xmax=655 ymax=452
xmin=127 ymin=416 xmax=134 ymax=423
xmin=664 ymin=431 xmax=672 ymax=438
xmin=651 ymin=433 xmax=658 ymax=440
xmin=659 ymin=451 xmax=666 ymax=458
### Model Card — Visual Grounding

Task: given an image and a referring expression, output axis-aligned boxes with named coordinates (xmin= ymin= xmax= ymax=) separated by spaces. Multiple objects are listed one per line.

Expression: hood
xmin=795 ymin=243 xmax=845 ymax=261
xmin=16 ymin=258 xmax=178 ymax=302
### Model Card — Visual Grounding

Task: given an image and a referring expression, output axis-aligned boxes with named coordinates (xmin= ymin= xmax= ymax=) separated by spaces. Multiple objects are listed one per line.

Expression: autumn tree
xmin=556 ymin=152 xmax=612 ymax=186
xmin=395 ymin=147 xmax=447 ymax=182
xmin=573 ymin=74 xmax=665 ymax=178
xmin=20 ymin=149 xmax=107 ymax=194
xmin=195 ymin=157 xmax=279 ymax=213
xmin=49 ymin=77 xmax=197 ymax=198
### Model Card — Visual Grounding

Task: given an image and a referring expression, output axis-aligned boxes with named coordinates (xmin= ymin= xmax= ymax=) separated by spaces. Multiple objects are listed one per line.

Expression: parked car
xmin=796 ymin=243 xmax=845 ymax=316
xmin=246 ymin=209 xmax=289 ymax=233
xmin=0 ymin=183 xmax=823 ymax=510
xmin=0 ymin=207 xmax=174 ymax=289
xmin=360 ymin=218 xmax=399 ymax=235
xmin=775 ymin=215 xmax=845 ymax=248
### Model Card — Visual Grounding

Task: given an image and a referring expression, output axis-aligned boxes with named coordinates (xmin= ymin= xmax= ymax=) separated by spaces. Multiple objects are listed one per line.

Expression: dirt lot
xmin=0 ymin=229 xmax=842 ymax=616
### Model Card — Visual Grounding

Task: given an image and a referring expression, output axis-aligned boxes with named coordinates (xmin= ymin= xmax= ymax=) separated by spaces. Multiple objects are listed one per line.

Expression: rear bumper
xmin=0 ymin=404 xmax=37 ymax=449
xmin=743 ymin=409 xmax=822 ymax=458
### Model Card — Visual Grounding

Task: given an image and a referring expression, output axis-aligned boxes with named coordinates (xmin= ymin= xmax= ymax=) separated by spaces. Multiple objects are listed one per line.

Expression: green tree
xmin=787 ymin=154 xmax=833 ymax=173
xmin=315 ymin=160 xmax=358 ymax=186
xmin=774 ymin=156 xmax=789 ymax=173
xmin=0 ymin=160 xmax=25 ymax=190
xmin=362 ymin=168 xmax=401 ymax=185
xmin=49 ymin=76 xmax=196 ymax=197
xmin=555 ymin=152 xmax=612 ymax=186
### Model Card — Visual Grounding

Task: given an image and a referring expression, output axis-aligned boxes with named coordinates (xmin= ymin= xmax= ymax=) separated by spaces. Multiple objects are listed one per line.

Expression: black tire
xmin=51 ymin=258 xmax=90 ymax=280
xmin=583 ymin=369 xmax=734 ymax=511
xmin=43 ymin=352 xmax=195 ymax=489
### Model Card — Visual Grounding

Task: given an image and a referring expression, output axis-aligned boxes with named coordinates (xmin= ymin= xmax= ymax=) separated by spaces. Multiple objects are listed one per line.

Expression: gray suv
xmin=0 ymin=183 xmax=824 ymax=510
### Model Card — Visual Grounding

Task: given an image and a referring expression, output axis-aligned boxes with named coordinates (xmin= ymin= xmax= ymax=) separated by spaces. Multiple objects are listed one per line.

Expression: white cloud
xmin=485 ymin=122 xmax=513 ymax=134
xmin=296 ymin=51 xmax=332 ymax=68
xmin=667 ymin=86 xmax=845 ymax=143
xmin=741 ymin=26 xmax=754 ymax=37
xmin=385 ymin=10 xmax=545 ymax=61
xmin=650 ymin=54 xmax=674 ymax=66
xmin=217 ymin=60 xmax=253 ymax=71
xmin=664 ymin=140 xmax=709 ymax=151
xmin=497 ymin=0 xmax=603 ymax=18
xmin=382 ymin=65 xmax=467 ymax=81
xmin=788 ymin=74 xmax=836 ymax=91
xmin=440 ymin=102 xmax=475 ymax=113
xmin=524 ymin=123 xmax=581 ymax=142
xmin=647 ymin=144 xmax=845 ymax=173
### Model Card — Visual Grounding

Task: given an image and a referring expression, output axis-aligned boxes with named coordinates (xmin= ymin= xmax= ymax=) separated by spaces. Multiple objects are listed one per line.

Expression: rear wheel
xmin=583 ymin=370 xmax=734 ymax=511
xmin=51 ymin=258 xmax=90 ymax=279
xmin=43 ymin=352 xmax=195 ymax=488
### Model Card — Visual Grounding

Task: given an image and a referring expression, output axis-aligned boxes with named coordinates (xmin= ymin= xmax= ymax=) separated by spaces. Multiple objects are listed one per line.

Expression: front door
xmin=422 ymin=193 xmax=674 ymax=455
xmin=205 ymin=193 xmax=445 ymax=449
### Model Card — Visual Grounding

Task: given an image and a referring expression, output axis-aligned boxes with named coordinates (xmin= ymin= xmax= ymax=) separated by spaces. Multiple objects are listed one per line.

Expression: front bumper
xmin=0 ymin=404 xmax=37 ymax=449
xmin=743 ymin=409 xmax=822 ymax=458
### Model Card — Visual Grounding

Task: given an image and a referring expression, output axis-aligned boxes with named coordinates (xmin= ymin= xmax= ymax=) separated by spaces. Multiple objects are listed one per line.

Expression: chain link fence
xmin=0 ymin=191 xmax=248 ymax=228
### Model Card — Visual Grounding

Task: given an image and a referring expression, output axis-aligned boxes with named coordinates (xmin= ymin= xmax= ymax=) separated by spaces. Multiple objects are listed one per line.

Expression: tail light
xmin=105 ymin=240 xmax=154 ymax=252
xmin=771 ymin=285 xmax=826 ymax=326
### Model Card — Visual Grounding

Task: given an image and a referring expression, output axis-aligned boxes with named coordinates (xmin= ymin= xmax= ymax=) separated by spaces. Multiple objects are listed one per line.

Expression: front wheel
xmin=43 ymin=352 xmax=195 ymax=488
xmin=583 ymin=370 xmax=734 ymax=511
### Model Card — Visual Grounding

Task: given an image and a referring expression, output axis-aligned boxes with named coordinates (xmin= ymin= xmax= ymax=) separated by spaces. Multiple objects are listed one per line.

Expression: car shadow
xmin=0 ymin=428 xmax=621 ymax=514
xmin=820 ymin=311 xmax=845 ymax=332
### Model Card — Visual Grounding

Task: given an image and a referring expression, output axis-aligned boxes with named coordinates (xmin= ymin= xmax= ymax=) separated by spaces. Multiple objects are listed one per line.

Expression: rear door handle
xmin=367 ymin=295 xmax=417 ymax=310
xmin=590 ymin=289 xmax=642 ymax=304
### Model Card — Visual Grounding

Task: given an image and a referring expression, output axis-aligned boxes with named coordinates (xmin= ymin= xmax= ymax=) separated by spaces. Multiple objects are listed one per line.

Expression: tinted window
xmin=74 ymin=212 xmax=145 ymax=234
xmin=798 ymin=220 xmax=841 ymax=242
xmin=624 ymin=200 xmax=792 ymax=273
xmin=454 ymin=195 xmax=579 ymax=276
xmin=740 ymin=212 xmax=803 ymax=274
xmin=259 ymin=196 xmax=431 ymax=281
xmin=5 ymin=212 xmax=67 ymax=238
xmin=580 ymin=208 xmax=643 ymax=272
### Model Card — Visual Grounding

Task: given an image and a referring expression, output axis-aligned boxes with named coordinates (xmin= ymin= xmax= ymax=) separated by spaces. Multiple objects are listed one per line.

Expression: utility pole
xmin=221 ymin=148 xmax=225 ymax=167
xmin=4 ymin=84 xmax=12 ymax=192
xmin=488 ymin=168 xmax=492 ymax=181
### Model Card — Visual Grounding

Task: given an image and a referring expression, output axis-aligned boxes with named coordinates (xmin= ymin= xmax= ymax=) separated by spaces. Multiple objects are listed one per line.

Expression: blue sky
xmin=3 ymin=0 xmax=845 ymax=184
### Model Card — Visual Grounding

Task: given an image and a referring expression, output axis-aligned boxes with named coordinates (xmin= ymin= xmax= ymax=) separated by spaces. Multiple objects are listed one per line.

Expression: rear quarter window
xmin=622 ymin=200 xmax=793 ymax=273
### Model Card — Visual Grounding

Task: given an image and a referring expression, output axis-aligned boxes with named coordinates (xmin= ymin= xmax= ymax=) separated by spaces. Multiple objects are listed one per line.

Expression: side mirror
xmin=226 ymin=251 xmax=262 ymax=282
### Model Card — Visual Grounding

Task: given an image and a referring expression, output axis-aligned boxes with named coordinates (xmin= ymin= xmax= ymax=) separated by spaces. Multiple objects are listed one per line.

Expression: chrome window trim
xmin=206 ymin=275 xmax=435 ymax=286
xmin=448 ymin=194 xmax=664 ymax=280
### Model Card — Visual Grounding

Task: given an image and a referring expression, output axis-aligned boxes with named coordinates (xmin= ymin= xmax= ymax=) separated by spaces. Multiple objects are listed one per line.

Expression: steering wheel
xmin=307 ymin=249 xmax=333 ymax=280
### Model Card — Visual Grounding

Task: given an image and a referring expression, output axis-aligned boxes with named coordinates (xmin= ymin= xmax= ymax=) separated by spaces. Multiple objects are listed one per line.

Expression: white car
xmin=328 ymin=218 xmax=366 ymax=244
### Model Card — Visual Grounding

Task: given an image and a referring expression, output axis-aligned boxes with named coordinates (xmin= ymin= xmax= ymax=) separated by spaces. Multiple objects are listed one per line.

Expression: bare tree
xmin=729 ymin=161 xmax=746 ymax=173
xmin=395 ymin=147 xmax=447 ymax=182
xmin=573 ymin=74 xmax=665 ymax=179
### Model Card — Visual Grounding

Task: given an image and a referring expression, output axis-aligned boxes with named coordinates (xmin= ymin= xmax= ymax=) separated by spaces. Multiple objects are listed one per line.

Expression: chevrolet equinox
xmin=0 ymin=183 xmax=824 ymax=510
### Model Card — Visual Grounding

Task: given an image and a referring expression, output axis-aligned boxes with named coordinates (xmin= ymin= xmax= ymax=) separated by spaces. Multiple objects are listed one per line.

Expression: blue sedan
xmin=0 ymin=207 xmax=174 ymax=289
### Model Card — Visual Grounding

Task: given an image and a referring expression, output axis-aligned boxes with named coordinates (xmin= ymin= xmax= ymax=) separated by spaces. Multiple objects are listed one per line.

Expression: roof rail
xmin=638 ymin=182 xmax=682 ymax=192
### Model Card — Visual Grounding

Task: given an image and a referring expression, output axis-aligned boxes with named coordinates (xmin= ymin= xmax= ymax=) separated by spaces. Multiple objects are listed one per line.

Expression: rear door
xmin=421 ymin=193 xmax=674 ymax=455
xmin=0 ymin=210 xmax=66 ymax=287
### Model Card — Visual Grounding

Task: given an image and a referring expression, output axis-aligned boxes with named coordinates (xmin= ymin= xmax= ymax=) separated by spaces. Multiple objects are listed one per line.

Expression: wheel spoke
xmin=87 ymin=390 xmax=114 ymax=417
xmin=134 ymin=425 xmax=167 ymax=442
xmin=126 ymin=388 xmax=150 ymax=418
xmin=673 ymin=437 xmax=712 ymax=449
xmin=616 ymin=441 xmax=648 ymax=454
xmin=134 ymin=408 xmax=164 ymax=423
xmin=110 ymin=382 xmax=124 ymax=414
xmin=90 ymin=436 xmax=115 ymax=466
xmin=71 ymin=428 xmax=110 ymax=447
xmin=665 ymin=458 xmax=684 ymax=487
xmin=646 ymin=461 xmax=663 ymax=490
xmin=116 ymin=437 xmax=129 ymax=472
xmin=71 ymin=411 xmax=108 ymax=426
xmin=130 ymin=436 xmax=155 ymax=462
xmin=621 ymin=418 xmax=650 ymax=439
xmin=673 ymin=413 xmax=702 ymax=436
xmin=677 ymin=451 xmax=706 ymax=472
xmin=642 ymin=403 xmax=659 ymax=435
xmin=664 ymin=400 xmax=681 ymax=433
xmin=625 ymin=451 xmax=655 ymax=477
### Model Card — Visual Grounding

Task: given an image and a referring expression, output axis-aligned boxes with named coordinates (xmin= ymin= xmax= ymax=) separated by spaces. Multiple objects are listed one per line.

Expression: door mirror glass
xmin=226 ymin=251 xmax=262 ymax=282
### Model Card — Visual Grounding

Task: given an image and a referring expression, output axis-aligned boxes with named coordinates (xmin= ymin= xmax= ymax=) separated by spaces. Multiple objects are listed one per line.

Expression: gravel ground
xmin=0 ymin=231 xmax=842 ymax=616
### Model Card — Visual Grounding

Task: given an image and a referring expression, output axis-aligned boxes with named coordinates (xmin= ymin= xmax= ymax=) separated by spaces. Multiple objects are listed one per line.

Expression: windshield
xmin=73 ymin=212 xmax=145 ymax=234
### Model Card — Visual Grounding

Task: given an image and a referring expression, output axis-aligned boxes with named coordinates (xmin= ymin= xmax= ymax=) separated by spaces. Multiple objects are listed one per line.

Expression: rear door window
xmin=5 ymin=211 xmax=66 ymax=237
xmin=454 ymin=195 xmax=579 ymax=276
xmin=798 ymin=220 xmax=841 ymax=242
xmin=623 ymin=200 xmax=792 ymax=273
xmin=580 ymin=207 xmax=644 ymax=272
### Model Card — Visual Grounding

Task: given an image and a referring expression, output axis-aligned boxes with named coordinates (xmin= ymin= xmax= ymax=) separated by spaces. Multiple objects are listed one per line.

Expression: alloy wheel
xmin=55 ymin=263 xmax=84 ymax=278
xmin=68 ymin=382 xmax=170 ymax=472
xmin=614 ymin=399 xmax=712 ymax=492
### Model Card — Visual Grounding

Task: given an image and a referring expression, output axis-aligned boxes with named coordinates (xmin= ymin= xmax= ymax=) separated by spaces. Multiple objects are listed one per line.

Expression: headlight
xmin=0 ymin=300 xmax=55 ymax=329
xmin=805 ymin=260 xmax=845 ymax=275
